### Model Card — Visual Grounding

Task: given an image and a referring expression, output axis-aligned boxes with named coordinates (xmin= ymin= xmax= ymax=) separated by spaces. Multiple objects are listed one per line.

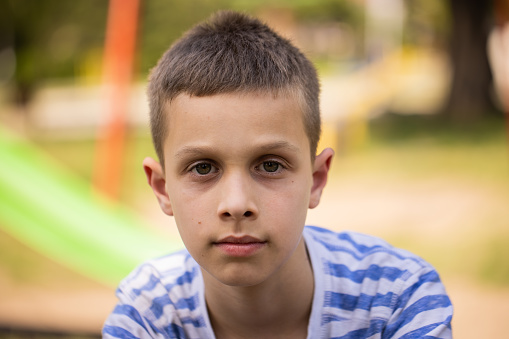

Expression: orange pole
xmin=93 ymin=0 xmax=140 ymax=199
xmin=493 ymin=0 xmax=509 ymax=134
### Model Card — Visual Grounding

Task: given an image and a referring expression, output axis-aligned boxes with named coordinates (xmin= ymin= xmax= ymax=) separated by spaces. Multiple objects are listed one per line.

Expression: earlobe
xmin=309 ymin=148 xmax=334 ymax=209
xmin=142 ymin=157 xmax=174 ymax=216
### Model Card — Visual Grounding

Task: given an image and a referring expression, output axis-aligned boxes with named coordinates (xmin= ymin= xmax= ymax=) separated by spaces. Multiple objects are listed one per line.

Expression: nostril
xmin=219 ymin=210 xmax=255 ymax=218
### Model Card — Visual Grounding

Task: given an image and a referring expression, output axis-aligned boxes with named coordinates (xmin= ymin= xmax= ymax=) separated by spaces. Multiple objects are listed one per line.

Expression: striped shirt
xmin=103 ymin=226 xmax=453 ymax=338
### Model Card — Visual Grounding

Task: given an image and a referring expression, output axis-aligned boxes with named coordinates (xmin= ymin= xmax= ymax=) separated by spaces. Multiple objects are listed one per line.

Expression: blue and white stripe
xmin=305 ymin=226 xmax=452 ymax=338
xmin=103 ymin=226 xmax=453 ymax=338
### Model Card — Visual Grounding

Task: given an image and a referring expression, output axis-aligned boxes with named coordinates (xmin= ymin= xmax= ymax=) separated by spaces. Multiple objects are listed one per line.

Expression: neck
xmin=202 ymin=239 xmax=314 ymax=339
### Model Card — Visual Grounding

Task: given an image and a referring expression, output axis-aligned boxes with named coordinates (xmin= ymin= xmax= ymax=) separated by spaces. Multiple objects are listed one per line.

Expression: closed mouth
xmin=213 ymin=236 xmax=267 ymax=257
xmin=214 ymin=235 xmax=266 ymax=245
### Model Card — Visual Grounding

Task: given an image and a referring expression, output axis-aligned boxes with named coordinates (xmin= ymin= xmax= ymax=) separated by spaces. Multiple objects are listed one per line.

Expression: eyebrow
xmin=257 ymin=140 xmax=300 ymax=153
xmin=174 ymin=146 xmax=215 ymax=160
xmin=174 ymin=140 xmax=301 ymax=159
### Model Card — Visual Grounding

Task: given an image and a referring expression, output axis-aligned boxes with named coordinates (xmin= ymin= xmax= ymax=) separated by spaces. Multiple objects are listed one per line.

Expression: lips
xmin=213 ymin=235 xmax=267 ymax=257
xmin=215 ymin=235 xmax=264 ymax=244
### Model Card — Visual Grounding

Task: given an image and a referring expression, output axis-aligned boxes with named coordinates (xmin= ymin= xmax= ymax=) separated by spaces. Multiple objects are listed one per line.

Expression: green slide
xmin=0 ymin=127 xmax=182 ymax=286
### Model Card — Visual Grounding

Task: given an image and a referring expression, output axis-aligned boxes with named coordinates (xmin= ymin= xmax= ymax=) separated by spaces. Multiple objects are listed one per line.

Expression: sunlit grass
xmin=332 ymin=114 xmax=509 ymax=183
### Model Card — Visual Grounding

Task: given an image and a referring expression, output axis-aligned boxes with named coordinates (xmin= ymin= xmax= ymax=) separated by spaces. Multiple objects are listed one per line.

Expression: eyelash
xmin=189 ymin=161 xmax=218 ymax=176
xmin=255 ymin=159 xmax=286 ymax=175
xmin=187 ymin=158 xmax=287 ymax=177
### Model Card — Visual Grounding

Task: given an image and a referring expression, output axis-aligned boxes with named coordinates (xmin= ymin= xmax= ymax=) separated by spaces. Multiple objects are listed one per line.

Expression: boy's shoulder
xmin=116 ymin=249 xmax=202 ymax=307
xmin=105 ymin=249 xmax=212 ymax=338
xmin=303 ymin=226 xmax=444 ymax=306
xmin=304 ymin=225 xmax=429 ymax=272
xmin=303 ymin=226 xmax=452 ymax=338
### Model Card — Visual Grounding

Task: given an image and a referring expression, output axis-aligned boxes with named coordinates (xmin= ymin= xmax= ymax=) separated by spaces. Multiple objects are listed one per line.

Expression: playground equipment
xmin=0 ymin=126 xmax=182 ymax=286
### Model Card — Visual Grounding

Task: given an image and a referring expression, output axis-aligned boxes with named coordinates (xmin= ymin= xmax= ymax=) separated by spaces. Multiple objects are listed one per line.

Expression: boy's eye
xmin=262 ymin=161 xmax=280 ymax=173
xmin=192 ymin=163 xmax=215 ymax=175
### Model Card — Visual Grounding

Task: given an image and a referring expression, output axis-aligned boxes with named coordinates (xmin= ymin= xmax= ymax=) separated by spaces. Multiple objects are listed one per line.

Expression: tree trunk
xmin=444 ymin=0 xmax=498 ymax=122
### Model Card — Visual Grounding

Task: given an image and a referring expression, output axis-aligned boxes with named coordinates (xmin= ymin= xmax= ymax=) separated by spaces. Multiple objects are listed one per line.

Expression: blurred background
xmin=0 ymin=0 xmax=508 ymax=338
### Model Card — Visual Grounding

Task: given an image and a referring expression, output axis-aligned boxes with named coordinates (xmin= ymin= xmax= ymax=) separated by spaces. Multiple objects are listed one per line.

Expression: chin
xmin=219 ymin=274 xmax=267 ymax=287
xmin=210 ymin=267 xmax=272 ymax=288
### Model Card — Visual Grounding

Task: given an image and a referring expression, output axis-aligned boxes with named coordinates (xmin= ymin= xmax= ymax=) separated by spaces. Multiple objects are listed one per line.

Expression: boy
xmin=103 ymin=11 xmax=453 ymax=338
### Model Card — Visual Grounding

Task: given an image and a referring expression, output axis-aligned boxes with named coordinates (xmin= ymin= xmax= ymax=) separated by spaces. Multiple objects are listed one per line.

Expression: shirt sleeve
xmin=102 ymin=287 xmax=186 ymax=339
xmin=102 ymin=288 xmax=159 ymax=339
xmin=383 ymin=267 xmax=453 ymax=338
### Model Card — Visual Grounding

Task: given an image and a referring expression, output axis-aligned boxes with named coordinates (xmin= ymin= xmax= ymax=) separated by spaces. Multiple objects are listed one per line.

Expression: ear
xmin=143 ymin=157 xmax=174 ymax=216
xmin=309 ymin=148 xmax=334 ymax=209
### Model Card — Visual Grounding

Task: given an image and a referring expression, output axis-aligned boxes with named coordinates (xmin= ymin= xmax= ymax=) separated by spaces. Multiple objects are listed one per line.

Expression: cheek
xmin=286 ymin=174 xmax=312 ymax=207
xmin=264 ymin=180 xmax=311 ymax=226
xmin=169 ymin=182 xmax=206 ymax=213
xmin=169 ymin=187 xmax=210 ymax=234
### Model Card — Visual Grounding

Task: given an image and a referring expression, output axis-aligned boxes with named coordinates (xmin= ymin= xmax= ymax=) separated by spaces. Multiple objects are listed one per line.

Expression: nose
xmin=217 ymin=171 xmax=258 ymax=220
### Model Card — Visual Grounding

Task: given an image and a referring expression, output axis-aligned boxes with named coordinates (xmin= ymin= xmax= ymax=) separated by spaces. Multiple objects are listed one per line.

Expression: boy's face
xmin=144 ymin=92 xmax=332 ymax=287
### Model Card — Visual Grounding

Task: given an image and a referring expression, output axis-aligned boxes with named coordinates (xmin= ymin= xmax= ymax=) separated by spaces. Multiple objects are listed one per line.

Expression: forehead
xmin=163 ymin=92 xmax=310 ymax=158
